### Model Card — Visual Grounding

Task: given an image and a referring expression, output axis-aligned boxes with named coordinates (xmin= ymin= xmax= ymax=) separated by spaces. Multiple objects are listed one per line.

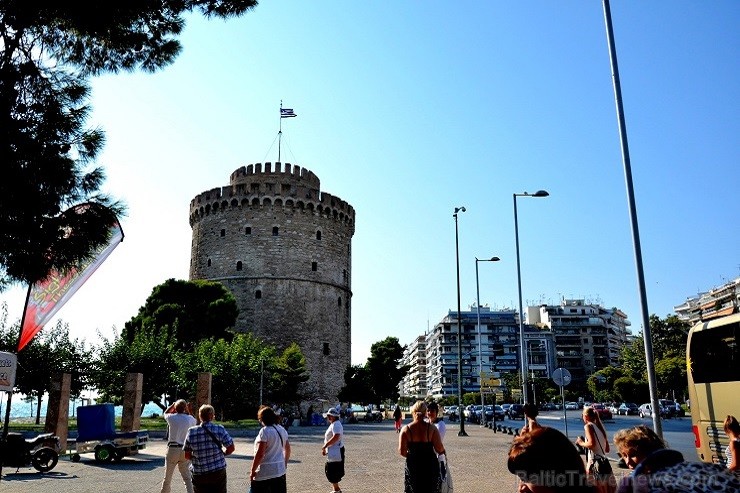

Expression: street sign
xmin=551 ymin=367 xmax=571 ymax=387
xmin=0 ymin=352 xmax=18 ymax=391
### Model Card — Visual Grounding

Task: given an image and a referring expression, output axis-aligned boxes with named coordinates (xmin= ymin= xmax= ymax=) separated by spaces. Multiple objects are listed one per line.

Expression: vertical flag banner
xmin=18 ymin=218 xmax=124 ymax=351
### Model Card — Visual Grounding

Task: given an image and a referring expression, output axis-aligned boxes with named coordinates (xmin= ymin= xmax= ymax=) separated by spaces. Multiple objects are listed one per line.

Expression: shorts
xmin=325 ymin=447 xmax=345 ymax=483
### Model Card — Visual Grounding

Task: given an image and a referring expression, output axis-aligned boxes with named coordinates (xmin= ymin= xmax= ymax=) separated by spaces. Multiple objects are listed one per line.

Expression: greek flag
xmin=281 ymin=108 xmax=297 ymax=118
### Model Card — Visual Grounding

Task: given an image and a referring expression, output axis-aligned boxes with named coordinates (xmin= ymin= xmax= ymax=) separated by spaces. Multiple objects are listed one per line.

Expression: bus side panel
xmin=689 ymin=381 xmax=732 ymax=464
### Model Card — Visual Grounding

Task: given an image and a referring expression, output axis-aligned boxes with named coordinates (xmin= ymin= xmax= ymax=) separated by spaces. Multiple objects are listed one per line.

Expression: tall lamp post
xmin=602 ymin=0 xmax=662 ymax=439
xmin=475 ymin=256 xmax=500 ymax=413
xmin=453 ymin=206 xmax=467 ymax=436
xmin=514 ymin=190 xmax=549 ymax=404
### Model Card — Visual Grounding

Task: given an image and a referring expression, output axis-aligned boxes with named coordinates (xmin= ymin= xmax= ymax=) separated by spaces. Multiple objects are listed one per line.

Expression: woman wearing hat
xmin=322 ymin=408 xmax=345 ymax=493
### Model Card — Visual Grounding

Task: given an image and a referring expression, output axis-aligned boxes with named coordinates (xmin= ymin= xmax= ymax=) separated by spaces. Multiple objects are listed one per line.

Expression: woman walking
xmin=399 ymin=400 xmax=445 ymax=493
xmin=576 ymin=406 xmax=615 ymax=493
xmin=249 ymin=405 xmax=291 ymax=493
xmin=394 ymin=405 xmax=403 ymax=433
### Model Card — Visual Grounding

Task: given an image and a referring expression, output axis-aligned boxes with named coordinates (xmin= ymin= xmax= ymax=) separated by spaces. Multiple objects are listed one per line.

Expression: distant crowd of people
xmin=158 ymin=399 xmax=739 ymax=493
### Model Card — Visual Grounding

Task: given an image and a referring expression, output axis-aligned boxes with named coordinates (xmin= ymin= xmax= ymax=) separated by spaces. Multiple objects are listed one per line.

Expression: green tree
xmin=173 ymin=334 xmax=274 ymax=420
xmin=90 ymin=327 xmax=179 ymax=410
xmin=612 ymin=376 xmax=640 ymax=403
xmin=366 ymin=337 xmax=409 ymax=404
xmin=587 ymin=366 xmax=624 ymax=402
xmin=0 ymin=311 xmax=90 ymax=424
xmin=655 ymin=356 xmax=687 ymax=399
xmin=337 ymin=365 xmax=375 ymax=405
xmin=0 ymin=1 xmax=257 ymax=288
xmin=269 ymin=342 xmax=310 ymax=408
xmin=123 ymin=279 xmax=238 ymax=349
xmin=649 ymin=315 xmax=690 ymax=360
xmin=619 ymin=336 xmax=648 ymax=381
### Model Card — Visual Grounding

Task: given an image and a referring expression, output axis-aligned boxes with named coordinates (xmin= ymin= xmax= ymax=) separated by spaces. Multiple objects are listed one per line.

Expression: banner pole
xmin=0 ymin=284 xmax=31 ymax=480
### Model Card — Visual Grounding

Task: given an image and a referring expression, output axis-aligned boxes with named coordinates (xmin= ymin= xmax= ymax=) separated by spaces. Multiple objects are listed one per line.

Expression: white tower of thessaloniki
xmin=189 ymin=162 xmax=355 ymax=402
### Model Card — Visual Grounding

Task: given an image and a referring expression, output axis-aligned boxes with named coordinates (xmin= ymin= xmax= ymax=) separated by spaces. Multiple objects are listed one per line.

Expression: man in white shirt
xmin=322 ymin=408 xmax=345 ymax=493
xmin=161 ymin=399 xmax=197 ymax=493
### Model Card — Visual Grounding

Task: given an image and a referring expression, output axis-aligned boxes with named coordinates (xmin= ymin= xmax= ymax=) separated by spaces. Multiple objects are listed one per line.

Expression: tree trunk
xmin=35 ymin=394 xmax=42 ymax=425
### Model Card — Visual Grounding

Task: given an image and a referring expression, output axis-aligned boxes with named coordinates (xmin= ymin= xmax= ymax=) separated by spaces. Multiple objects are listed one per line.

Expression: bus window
xmin=689 ymin=323 xmax=740 ymax=383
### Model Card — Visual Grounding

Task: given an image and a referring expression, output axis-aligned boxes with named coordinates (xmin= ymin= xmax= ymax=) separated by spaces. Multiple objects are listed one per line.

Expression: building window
xmin=207 ymin=259 xmax=212 ymax=267
xmin=312 ymin=261 xmax=317 ymax=271
xmin=255 ymin=290 xmax=262 ymax=299
xmin=245 ymin=226 xmax=251 ymax=235
xmin=316 ymin=230 xmax=322 ymax=240
xmin=323 ymin=342 xmax=331 ymax=355
xmin=338 ymin=297 xmax=342 ymax=307
xmin=272 ymin=226 xmax=279 ymax=236
xmin=236 ymin=261 xmax=242 ymax=271
xmin=220 ymin=229 xmax=225 ymax=237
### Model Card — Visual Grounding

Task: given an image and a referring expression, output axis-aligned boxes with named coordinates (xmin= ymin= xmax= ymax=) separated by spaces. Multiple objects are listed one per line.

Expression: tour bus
xmin=686 ymin=312 xmax=740 ymax=464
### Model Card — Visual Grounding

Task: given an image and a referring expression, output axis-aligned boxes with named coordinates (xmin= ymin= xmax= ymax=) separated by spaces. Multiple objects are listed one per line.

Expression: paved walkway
xmin=0 ymin=420 xmax=626 ymax=492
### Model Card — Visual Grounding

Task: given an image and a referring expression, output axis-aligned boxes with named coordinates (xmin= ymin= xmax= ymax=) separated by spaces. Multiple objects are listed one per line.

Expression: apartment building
xmin=528 ymin=299 xmax=630 ymax=384
xmin=399 ymin=334 xmax=428 ymax=399
xmin=674 ymin=277 xmax=739 ymax=325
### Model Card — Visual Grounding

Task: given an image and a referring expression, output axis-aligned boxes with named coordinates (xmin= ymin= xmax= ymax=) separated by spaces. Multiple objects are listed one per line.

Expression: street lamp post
xmin=453 ymin=206 xmax=467 ymax=436
xmin=475 ymin=256 xmax=500 ymax=415
xmin=514 ymin=190 xmax=549 ymax=404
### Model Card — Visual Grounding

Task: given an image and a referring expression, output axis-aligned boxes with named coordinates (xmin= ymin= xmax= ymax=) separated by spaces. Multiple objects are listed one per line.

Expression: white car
xmin=564 ymin=402 xmax=579 ymax=410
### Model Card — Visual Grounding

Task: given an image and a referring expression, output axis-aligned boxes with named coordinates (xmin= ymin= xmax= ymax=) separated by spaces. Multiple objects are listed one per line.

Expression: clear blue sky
xmin=2 ymin=1 xmax=738 ymax=364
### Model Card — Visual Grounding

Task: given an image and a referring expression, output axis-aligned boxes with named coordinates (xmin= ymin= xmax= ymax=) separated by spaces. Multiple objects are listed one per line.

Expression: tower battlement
xmin=189 ymin=163 xmax=355 ymax=231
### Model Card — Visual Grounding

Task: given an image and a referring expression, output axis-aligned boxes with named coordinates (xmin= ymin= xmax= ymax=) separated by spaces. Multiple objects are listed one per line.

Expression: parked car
xmin=658 ymin=399 xmax=678 ymax=418
xmin=463 ymin=405 xmax=476 ymax=420
xmin=470 ymin=405 xmax=484 ymax=423
xmin=607 ymin=403 xmax=620 ymax=415
xmin=540 ymin=402 xmax=557 ymax=411
xmin=638 ymin=403 xmax=671 ymax=419
xmin=592 ymin=403 xmax=612 ymax=420
xmin=564 ymin=402 xmax=579 ymax=410
xmin=508 ymin=404 xmax=525 ymax=420
xmin=617 ymin=403 xmax=639 ymax=416
xmin=501 ymin=404 xmax=512 ymax=416
xmin=484 ymin=405 xmax=505 ymax=422
xmin=444 ymin=405 xmax=459 ymax=421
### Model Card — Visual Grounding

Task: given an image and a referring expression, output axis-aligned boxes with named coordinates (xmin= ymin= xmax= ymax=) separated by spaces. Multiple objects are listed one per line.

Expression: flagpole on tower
xmin=278 ymin=101 xmax=297 ymax=163
xmin=278 ymin=100 xmax=283 ymax=162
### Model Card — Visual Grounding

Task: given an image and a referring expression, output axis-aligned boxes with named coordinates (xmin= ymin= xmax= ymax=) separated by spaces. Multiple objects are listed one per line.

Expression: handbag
xmin=438 ymin=455 xmax=453 ymax=493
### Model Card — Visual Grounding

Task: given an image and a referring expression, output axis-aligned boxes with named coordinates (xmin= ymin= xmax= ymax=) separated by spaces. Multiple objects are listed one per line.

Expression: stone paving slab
xmin=0 ymin=421 xmax=622 ymax=493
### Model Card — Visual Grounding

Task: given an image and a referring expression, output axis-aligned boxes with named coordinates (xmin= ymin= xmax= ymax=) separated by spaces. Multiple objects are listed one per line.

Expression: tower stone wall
xmin=189 ymin=162 xmax=355 ymax=401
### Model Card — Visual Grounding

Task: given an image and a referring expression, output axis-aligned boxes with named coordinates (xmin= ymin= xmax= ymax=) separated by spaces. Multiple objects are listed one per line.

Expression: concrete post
xmin=44 ymin=372 xmax=71 ymax=452
xmin=121 ymin=373 xmax=143 ymax=434
xmin=196 ymin=372 xmax=212 ymax=423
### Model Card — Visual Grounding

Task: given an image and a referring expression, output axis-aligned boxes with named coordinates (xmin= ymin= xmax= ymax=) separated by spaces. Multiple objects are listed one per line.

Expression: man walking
xmin=184 ymin=404 xmax=235 ymax=493
xmin=161 ymin=399 xmax=197 ymax=493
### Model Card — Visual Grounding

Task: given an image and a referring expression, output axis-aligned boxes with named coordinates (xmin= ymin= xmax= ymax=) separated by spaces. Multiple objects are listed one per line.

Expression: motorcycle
xmin=0 ymin=432 xmax=60 ymax=473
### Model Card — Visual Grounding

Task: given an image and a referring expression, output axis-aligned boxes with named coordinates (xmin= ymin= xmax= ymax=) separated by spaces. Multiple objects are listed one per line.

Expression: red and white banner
xmin=18 ymin=218 xmax=124 ymax=351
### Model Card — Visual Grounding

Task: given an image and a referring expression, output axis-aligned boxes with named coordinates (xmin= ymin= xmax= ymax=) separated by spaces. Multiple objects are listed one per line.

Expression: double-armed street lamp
xmin=513 ymin=190 xmax=549 ymax=404
xmin=453 ymin=206 xmax=467 ymax=436
xmin=475 ymin=256 xmax=500 ymax=412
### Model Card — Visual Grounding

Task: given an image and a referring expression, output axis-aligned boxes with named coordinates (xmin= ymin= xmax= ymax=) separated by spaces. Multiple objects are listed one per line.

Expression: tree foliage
xmin=122 ymin=278 xmax=238 ymax=349
xmin=90 ymin=326 xmax=179 ymax=409
xmin=173 ymin=334 xmax=274 ymax=420
xmin=269 ymin=342 xmax=309 ymax=408
xmin=337 ymin=365 xmax=374 ymax=405
xmin=0 ymin=305 xmax=90 ymax=423
xmin=366 ymin=337 xmax=409 ymax=404
xmin=0 ymin=1 xmax=257 ymax=288
xmin=649 ymin=314 xmax=689 ymax=361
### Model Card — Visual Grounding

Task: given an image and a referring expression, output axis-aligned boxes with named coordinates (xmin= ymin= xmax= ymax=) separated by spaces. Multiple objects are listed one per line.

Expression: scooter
xmin=0 ymin=432 xmax=60 ymax=473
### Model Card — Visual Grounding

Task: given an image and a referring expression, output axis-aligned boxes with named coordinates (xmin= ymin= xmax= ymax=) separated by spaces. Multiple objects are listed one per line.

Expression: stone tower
xmin=189 ymin=162 xmax=355 ymax=401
